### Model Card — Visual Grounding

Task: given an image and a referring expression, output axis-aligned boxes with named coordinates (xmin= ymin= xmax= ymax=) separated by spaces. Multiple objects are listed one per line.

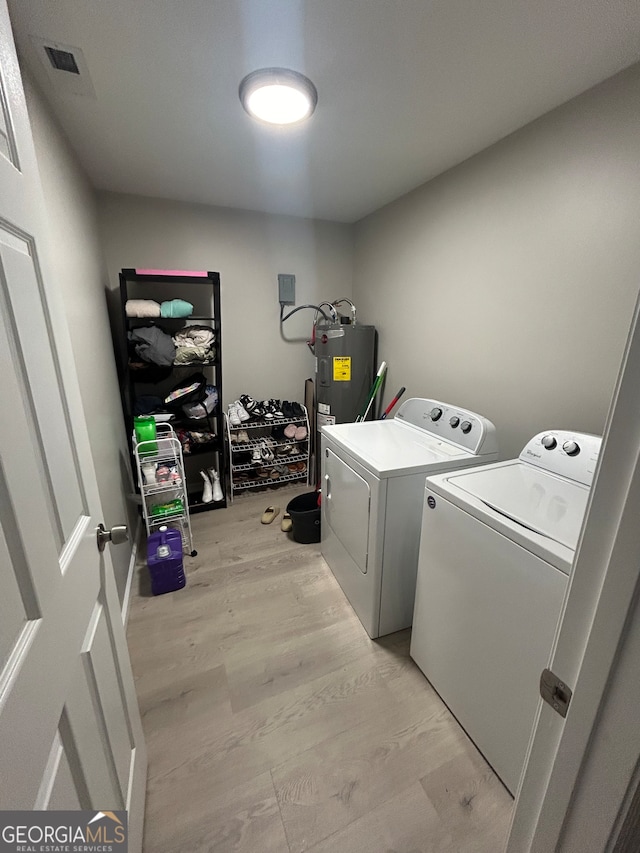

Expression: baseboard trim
xmin=122 ymin=517 xmax=141 ymax=628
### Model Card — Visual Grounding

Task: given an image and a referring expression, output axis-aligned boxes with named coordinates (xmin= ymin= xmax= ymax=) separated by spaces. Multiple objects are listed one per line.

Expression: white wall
xmin=23 ymin=73 xmax=136 ymax=606
xmin=97 ymin=193 xmax=354 ymax=407
xmin=354 ymin=63 xmax=640 ymax=459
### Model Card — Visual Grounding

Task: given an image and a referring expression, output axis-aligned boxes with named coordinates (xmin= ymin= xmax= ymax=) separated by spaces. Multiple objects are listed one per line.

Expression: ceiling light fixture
xmin=239 ymin=68 xmax=317 ymax=126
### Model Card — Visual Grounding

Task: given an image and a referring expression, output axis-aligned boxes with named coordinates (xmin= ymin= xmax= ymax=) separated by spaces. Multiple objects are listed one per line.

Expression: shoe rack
xmin=225 ymin=405 xmax=311 ymax=501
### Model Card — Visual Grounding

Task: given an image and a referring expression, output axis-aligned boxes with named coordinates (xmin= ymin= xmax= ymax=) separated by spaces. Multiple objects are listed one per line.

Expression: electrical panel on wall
xmin=278 ymin=274 xmax=296 ymax=305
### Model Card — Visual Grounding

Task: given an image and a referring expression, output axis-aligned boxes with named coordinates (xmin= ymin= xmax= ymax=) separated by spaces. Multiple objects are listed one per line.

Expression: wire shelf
xmin=226 ymin=405 xmax=311 ymax=501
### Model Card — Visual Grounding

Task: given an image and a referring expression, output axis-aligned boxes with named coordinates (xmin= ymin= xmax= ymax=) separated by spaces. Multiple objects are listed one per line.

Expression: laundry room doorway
xmin=0 ymin=2 xmax=146 ymax=848
xmin=507 ymin=289 xmax=640 ymax=852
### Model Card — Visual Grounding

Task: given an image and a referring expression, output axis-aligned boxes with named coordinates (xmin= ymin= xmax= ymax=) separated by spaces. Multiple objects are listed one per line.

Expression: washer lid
xmin=450 ymin=462 xmax=590 ymax=550
xmin=323 ymin=419 xmax=469 ymax=476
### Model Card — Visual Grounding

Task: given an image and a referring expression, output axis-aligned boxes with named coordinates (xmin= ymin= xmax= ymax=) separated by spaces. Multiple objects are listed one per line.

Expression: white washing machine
xmin=320 ymin=398 xmax=499 ymax=639
xmin=410 ymin=430 xmax=601 ymax=794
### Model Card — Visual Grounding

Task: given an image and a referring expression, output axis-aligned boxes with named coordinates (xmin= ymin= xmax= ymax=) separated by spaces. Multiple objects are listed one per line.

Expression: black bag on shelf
xmin=163 ymin=372 xmax=208 ymax=410
xmin=133 ymin=395 xmax=165 ymax=415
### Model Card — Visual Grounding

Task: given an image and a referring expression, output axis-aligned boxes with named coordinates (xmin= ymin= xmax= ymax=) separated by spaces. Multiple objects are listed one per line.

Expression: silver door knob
xmin=96 ymin=523 xmax=129 ymax=552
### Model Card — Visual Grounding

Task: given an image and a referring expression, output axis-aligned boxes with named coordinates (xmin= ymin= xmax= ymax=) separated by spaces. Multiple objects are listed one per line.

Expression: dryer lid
xmin=450 ymin=462 xmax=590 ymax=550
xmin=324 ymin=419 xmax=469 ymax=476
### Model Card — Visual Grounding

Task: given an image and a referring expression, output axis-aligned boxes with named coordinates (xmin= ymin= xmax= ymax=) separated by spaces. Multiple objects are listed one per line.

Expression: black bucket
xmin=287 ymin=492 xmax=321 ymax=544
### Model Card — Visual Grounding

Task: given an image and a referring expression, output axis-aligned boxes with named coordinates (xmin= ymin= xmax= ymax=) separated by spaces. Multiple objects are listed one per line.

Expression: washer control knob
xmin=460 ymin=421 xmax=472 ymax=434
xmin=541 ymin=435 xmax=557 ymax=450
xmin=430 ymin=407 xmax=443 ymax=421
xmin=449 ymin=416 xmax=460 ymax=428
xmin=563 ymin=440 xmax=580 ymax=457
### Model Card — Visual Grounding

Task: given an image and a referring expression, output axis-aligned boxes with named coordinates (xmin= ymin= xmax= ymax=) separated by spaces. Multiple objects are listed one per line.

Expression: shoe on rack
xmin=239 ymin=394 xmax=257 ymax=412
xmin=291 ymin=402 xmax=305 ymax=418
xmin=294 ymin=426 xmax=308 ymax=440
xmin=284 ymin=423 xmax=297 ymax=439
xmin=270 ymin=399 xmax=284 ymax=418
xmin=276 ymin=443 xmax=294 ymax=456
xmin=200 ymin=470 xmax=213 ymax=503
xmin=208 ymin=468 xmax=224 ymax=502
xmin=235 ymin=400 xmax=250 ymax=422
xmin=281 ymin=401 xmax=294 ymax=419
xmin=260 ymin=440 xmax=275 ymax=463
xmin=262 ymin=400 xmax=275 ymax=420
xmin=228 ymin=403 xmax=241 ymax=427
xmin=251 ymin=446 xmax=262 ymax=466
xmin=237 ymin=429 xmax=250 ymax=443
xmin=270 ymin=425 xmax=285 ymax=441
xmin=250 ymin=403 xmax=265 ymax=420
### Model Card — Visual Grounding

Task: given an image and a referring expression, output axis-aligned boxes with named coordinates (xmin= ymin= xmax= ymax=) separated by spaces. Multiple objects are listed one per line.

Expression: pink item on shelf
xmin=135 ymin=269 xmax=208 ymax=277
xmin=126 ymin=298 xmax=161 ymax=317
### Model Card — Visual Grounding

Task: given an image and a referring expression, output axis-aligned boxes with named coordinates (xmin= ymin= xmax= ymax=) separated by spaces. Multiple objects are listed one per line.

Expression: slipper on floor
xmin=261 ymin=505 xmax=280 ymax=524
xmin=281 ymin=512 xmax=292 ymax=533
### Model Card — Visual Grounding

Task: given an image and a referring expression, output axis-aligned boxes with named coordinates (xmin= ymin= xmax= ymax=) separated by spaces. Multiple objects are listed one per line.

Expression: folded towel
xmin=126 ymin=299 xmax=161 ymax=318
xmin=161 ymin=299 xmax=193 ymax=318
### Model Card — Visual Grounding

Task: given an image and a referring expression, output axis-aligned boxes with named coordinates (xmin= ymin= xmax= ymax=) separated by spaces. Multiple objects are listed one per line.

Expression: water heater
xmin=315 ymin=320 xmax=377 ymax=428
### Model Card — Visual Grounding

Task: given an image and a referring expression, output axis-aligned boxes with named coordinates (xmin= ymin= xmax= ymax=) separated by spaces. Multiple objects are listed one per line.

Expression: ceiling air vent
xmin=31 ymin=36 xmax=96 ymax=98
xmin=44 ymin=46 xmax=79 ymax=74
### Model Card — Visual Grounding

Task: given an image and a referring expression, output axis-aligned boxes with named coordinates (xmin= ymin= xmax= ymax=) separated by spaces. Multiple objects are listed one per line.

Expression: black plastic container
xmin=287 ymin=492 xmax=321 ymax=543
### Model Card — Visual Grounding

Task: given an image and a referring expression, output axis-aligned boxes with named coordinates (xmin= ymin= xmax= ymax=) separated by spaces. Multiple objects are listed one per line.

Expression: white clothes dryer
xmin=410 ymin=430 xmax=601 ymax=794
xmin=320 ymin=398 xmax=498 ymax=639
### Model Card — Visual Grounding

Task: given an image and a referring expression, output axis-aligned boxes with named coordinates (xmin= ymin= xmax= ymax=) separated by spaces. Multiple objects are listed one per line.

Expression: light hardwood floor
xmin=127 ymin=484 xmax=513 ymax=853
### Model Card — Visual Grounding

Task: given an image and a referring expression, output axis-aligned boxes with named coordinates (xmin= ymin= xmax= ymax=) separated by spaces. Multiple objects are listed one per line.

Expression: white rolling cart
xmin=134 ymin=421 xmax=197 ymax=556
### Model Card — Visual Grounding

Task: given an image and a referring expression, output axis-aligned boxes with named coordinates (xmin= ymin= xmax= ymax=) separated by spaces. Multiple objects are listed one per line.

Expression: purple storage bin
xmin=147 ymin=526 xmax=185 ymax=595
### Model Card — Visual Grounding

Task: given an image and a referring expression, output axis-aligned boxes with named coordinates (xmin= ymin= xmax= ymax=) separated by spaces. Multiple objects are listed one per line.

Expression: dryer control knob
xmin=460 ymin=421 xmax=472 ymax=434
xmin=563 ymin=440 xmax=580 ymax=457
xmin=541 ymin=435 xmax=557 ymax=450
xmin=430 ymin=407 xmax=443 ymax=421
xmin=449 ymin=416 xmax=460 ymax=428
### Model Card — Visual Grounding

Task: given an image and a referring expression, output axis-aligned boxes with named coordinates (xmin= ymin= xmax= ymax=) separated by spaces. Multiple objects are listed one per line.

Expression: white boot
xmin=200 ymin=470 xmax=213 ymax=503
xmin=209 ymin=468 xmax=224 ymax=502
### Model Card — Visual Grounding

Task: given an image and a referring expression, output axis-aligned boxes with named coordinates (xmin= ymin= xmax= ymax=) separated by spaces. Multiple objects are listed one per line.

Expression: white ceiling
xmin=8 ymin=0 xmax=640 ymax=223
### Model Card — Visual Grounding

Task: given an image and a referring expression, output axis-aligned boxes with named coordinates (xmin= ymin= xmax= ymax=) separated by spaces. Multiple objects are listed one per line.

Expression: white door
xmin=506 ymin=289 xmax=640 ymax=851
xmin=0 ymin=3 xmax=146 ymax=848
